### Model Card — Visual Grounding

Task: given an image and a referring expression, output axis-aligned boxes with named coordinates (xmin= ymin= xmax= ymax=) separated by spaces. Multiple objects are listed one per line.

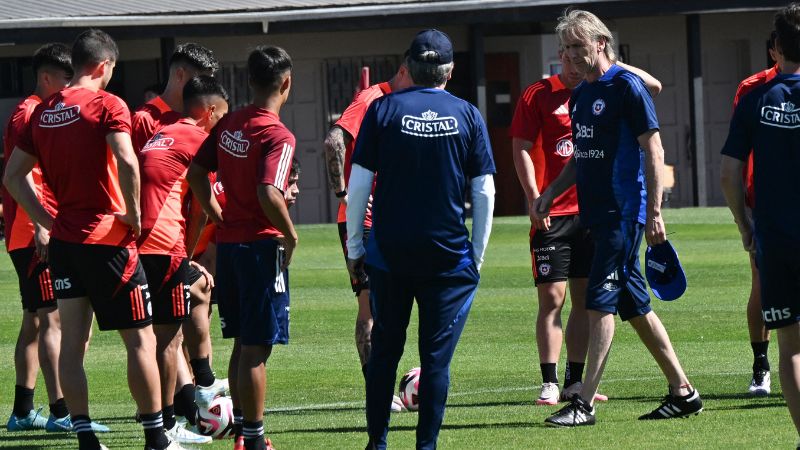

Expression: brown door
xmin=485 ymin=53 xmax=525 ymax=216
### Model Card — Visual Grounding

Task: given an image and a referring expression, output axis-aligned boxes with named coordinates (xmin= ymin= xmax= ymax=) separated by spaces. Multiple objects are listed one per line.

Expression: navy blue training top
xmin=721 ymin=73 xmax=800 ymax=243
xmin=570 ymin=64 xmax=659 ymax=226
xmin=352 ymin=86 xmax=496 ymax=276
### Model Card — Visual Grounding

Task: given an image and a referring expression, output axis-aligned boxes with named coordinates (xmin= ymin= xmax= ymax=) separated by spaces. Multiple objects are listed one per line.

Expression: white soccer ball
xmin=398 ymin=367 xmax=421 ymax=411
xmin=196 ymin=395 xmax=235 ymax=439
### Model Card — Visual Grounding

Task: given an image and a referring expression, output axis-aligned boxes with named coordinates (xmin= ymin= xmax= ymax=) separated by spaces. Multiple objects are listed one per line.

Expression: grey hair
xmin=555 ymin=9 xmax=617 ymax=62
xmin=405 ymin=55 xmax=453 ymax=87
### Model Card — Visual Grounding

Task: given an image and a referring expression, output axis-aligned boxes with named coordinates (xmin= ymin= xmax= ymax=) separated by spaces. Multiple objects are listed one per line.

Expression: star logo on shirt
xmin=421 ymin=110 xmax=439 ymax=120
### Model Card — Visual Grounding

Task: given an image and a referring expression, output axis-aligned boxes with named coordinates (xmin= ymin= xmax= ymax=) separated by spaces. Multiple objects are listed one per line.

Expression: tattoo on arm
xmin=324 ymin=126 xmax=348 ymax=193
xmin=355 ymin=318 xmax=372 ymax=366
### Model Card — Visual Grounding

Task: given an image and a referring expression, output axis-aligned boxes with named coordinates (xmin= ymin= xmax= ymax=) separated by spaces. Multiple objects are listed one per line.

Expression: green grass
xmin=0 ymin=207 xmax=794 ymax=449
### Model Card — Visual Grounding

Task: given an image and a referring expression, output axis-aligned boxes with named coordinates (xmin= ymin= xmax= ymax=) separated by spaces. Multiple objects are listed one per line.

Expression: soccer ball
xmin=398 ymin=367 xmax=421 ymax=411
xmin=196 ymin=395 xmax=235 ymax=439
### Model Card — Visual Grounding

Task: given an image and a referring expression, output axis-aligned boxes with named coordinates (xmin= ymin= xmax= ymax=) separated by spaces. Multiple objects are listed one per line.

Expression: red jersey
xmin=2 ymin=95 xmax=57 ymax=251
xmin=194 ymin=105 xmax=296 ymax=243
xmin=17 ymin=86 xmax=134 ymax=246
xmin=333 ymin=82 xmax=390 ymax=225
xmin=510 ymin=75 xmax=579 ymax=217
xmin=733 ymin=65 xmax=779 ymax=208
xmin=131 ymin=96 xmax=182 ymax=153
xmin=138 ymin=118 xmax=207 ymax=256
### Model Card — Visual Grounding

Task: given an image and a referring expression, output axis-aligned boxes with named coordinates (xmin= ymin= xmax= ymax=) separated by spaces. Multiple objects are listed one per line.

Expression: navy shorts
xmin=530 ymin=215 xmax=593 ymax=285
xmin=337 ymin=222 xmax=370 ymax=296
xmin=586 ymin=220 xmax=651 ymax=321
xmin=48 ymin=238 xmax=151 ymax=331
xmin=9 ymin=247 xmax=57 ymax=312
xmin=216 ymin=239 xmax=290 ymax=345
xmin=756 ymin=236 xmax=800 ymax=330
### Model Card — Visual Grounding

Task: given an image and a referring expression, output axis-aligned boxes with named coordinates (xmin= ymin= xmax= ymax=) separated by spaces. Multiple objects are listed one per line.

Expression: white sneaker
xmin=748 ymin=370 xmax=771 ymax=396
xmin=195 ymin=378 xmax=228 ymax=407
xmin=559 ymin=382 xmax=609 ymax=402
xmin=536 ymin=382 xmax=559 ymax=405
xmin=166 ymin=421 xmax=212 ymax=444
xmin=390 ymin=395 xmax=405 ymax=413
xmin=217 ymin=377 xmax=230 ymax=395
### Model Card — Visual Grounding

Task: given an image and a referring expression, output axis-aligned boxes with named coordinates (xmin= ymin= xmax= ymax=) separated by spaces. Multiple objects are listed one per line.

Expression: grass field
xmin=0 ymin=207 xmax=794 ymax=449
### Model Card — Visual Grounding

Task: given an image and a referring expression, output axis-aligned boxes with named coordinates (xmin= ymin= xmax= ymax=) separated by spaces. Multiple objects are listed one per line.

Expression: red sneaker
xmin=233 ymin=435 xmax=245 ymax=450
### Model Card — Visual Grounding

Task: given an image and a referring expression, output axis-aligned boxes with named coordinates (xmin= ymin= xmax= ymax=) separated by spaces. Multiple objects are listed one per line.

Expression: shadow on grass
xmin=273 ymin=420 xmax=547 ymax=435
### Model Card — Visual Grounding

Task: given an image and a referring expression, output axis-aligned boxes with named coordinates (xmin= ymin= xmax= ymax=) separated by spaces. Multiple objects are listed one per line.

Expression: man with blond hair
xmin=533 ymin=9 xmax=702 ymax=426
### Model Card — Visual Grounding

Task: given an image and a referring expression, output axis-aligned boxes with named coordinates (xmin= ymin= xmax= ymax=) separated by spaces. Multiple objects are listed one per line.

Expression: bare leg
xmin=118 ymin=325 xmax=162 ymax=415
xmin=184 ymin=277 xmax=213 ymax=362
xmin=565 ymin=278 xmax=589 ymax=364
xmin=747 ymin=256 xmax=769 ymax=342
xmin=355 ymin=289 xmax=373 ymax=368
xmin=536 ymin=281 xmax=567 ymax=366
xmin=777 ymin=323 xmax=800 ymax=438
xmin=237 ymin=344 xmax=271 ymax=421
xmin=36 ymin=307 xmax=63 ymax=403
xmin=15 ymin=311 xmax=40 ymax=389
xmin=579 ymin=310 xmax=615 ymax=406
xmin=228 ymin=339 xmax=241 ymax=409
xmin=57 ymin=298 xmax=94 ymax=416
xmin=629 ymin=311 xmax=691 ymax=395
xmin=153 ymin=324 xmax=182 ymax=408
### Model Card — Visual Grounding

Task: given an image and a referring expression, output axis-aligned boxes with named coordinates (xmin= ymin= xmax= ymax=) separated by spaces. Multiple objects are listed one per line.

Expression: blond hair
xmin=555 ymin=9 xmax=617 ymax=62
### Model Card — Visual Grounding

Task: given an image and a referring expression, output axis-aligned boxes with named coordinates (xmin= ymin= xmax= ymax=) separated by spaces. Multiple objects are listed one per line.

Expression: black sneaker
xmin=544 ymin=396 xmax=596 ymax=427
xmin=639 ymin=388 xmax=703 ymax=420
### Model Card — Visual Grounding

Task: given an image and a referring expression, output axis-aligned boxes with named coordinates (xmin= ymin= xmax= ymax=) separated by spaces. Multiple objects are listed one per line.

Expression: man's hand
xmin=189 ymin=261 xmax=215 ymax=292
xmin=531 ymin=191 xmax=554 ymax=222
xmin=114 ymin=211 xmax=142 ymax=238
xmin=34 ymin=225 xmax=50 ymax=263
xmin=645 ymin=213 xmax=667 ymax=247
xmin=737 ymin=214 xmax=756 ymax=253
xmin=276 ymin=235 xmax=298 ymax=271
xmin=346 ymin=255 xmax=368 ymax=286
xmin=528 ymin=196 xmax=550 ymax=231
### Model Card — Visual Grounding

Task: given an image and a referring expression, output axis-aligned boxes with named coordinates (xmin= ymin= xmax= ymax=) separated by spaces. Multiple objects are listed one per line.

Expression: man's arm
xmin=470 ymin=174 xmax=495 ymax=270
xmin=257 ymin=184 xmax=297 ymax=270
xmin=531 ymin=158 xmax=576 ymax=221
xmin=638 ymin=130 xmax=667 ymax=246
xmin=185 ymin=195 xmax=208 ymax=259
xmin=511 ymin=137 xmax=549 ymax=231
xmin=187 ymin=164 xmax=223 ymax=225
xmin=617 ymin=62 xmax=663 ymax=97
xmin=107 ymin=132 xmax=142 ymax=237
xmin=345 ymin=163 xmax=374 ymax=282
xmin=720 ymin=155 xmax=754 ymax=252
xmin=323 ymin=126 xmax=352 ymax=203
xmin=3 ymin=149 xmax=54 ymax=230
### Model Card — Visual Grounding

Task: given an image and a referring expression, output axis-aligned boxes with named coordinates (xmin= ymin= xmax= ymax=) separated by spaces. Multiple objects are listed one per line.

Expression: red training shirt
xmin=138 ymin=118 xmax=208 ymax=256
xmin=333 ymin=81 xmax=390 ymax=225
xmin=189 ymin=173 xmax=225 ymax=258
xmin=510 ymin=74 xmax=579 ymax=218
xmin=131 ymin=96 xmax=182 ymax=153
xmin=2 ymin=95 xmax=57 ymax=251
xmin=194 ymin=105 xmax=296 ymax=243
xmin=732 ymin=64 xmax=779 ymax=209
xmin=17 ymin=86 xmax=135 ymax=247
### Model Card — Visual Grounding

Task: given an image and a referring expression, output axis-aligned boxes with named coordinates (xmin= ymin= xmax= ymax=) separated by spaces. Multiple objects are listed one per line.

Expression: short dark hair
xmin=290 ymin=157 xmax=301 ymax=177
xmin=32 ymin=43 xmax=73 ymax=78
xmin=247 ymin=46 xmax=292 ymax=94
xmin=71 ymin=29 xmax=119 ymax=71
xmin=169 ymin=43 xmax=219 ymax=74
xmin=405 ymin=56 xmax=453 ymax=87
xmin=775 ymin=2 xmax=800 ymax=63
xmin=183 ymin=75 xmax=229 ymax=112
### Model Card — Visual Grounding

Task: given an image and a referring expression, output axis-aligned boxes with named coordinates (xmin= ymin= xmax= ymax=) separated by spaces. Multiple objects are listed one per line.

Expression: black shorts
xmin=338 ymin=222 xmax=371 ymax=296
xmin=530 ymin=215 xmax=593 ymax=285
xmin=9 ymin=247 xmax=57 ymax=312
xmin=48 ymin=238 xmax=151 ymax=331
xmin=756 ymin=236 xmax=800 ymax=330
xmin=140 ymin=255 xmax=201 ymax=325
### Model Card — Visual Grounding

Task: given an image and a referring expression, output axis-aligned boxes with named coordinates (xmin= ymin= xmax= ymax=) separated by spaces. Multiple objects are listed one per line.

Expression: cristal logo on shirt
xmin=401 ymin=109 xmax=459 ymax=138
xmin=141 ymin=132 xmax=174 ymax=152
xmin=761 ymin=101 xmax=800 ymax=129
xmin=219 ymin=130 xmax=250 ymax=158
xmin=39 ymin=102 xmax=81 ymax=128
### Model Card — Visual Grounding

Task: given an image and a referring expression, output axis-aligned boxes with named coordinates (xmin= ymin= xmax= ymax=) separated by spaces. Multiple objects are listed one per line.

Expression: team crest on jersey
xmin=401 ymin=110 xmax=459 ymax=138
xmin=555 ymin=138 xmax=574 ymax=157
xmin=212 ymin=181 xmax=225 ymax=196
xmin=39 ymin=102 xmax=81 ymax=128
xmin=592 ymin=99 xmax=606 ymax=116
xmin=219 ymin=130 xmax=250 ymax=158
xmin=761 ymin=101 xmax=800 ymax=129
xmin=539 ymin=263 xmax=552 ymax=276
xmin=141 ymin=132 xmax=174 ymax=152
